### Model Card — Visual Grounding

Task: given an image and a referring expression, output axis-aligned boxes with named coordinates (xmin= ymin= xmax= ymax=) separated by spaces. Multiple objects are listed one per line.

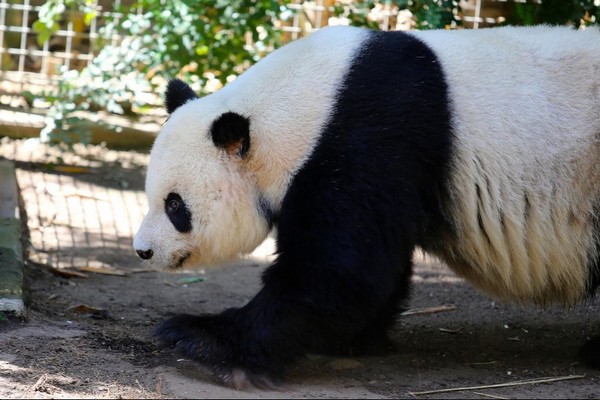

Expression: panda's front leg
xmin=154 ymin=287 xmax=311 ymax=388
xmin=154 ymin=297 xmax=290 ymax=389
xmin=156 ymin=241 xmax=415 ymax=389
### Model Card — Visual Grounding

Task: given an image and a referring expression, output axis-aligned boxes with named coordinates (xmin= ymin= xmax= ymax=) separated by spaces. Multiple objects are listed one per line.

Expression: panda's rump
xmin=415 ymin=26 xmax=600 ymax=304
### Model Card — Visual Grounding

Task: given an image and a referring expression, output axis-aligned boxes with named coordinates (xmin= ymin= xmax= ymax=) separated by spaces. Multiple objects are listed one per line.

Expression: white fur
xmin=411 ymin=26 xmax=600 ymax=304
xmin=134 ymin=27 xmax=368 ymax=269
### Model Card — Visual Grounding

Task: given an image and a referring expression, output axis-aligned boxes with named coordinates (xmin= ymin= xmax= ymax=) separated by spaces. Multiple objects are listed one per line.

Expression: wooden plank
xmin=0 ymin=108 xmax=158 ymax=150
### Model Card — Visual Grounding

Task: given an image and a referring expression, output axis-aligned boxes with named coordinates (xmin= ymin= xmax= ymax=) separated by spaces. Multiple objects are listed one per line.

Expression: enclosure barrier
xmin=0 ymin=0 xmax=513 ymax=101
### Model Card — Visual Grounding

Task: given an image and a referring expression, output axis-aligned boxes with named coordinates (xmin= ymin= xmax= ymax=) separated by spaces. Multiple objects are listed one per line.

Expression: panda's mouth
xmin=171 ymin=252 xmax=191 ymax=270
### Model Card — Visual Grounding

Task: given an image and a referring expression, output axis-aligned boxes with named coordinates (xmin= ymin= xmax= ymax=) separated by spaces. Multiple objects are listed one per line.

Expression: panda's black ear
xmin=165 ymin=79 xmax=198 ymax=114
xmin=210 ymin=112 xmax=251 ymax=158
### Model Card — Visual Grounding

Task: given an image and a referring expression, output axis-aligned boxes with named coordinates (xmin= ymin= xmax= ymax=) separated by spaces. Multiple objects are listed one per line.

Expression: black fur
xmin=165 ymin=79 xmax=198 ymax=114
xmin=580 ymin=336 xmax=600 ymax=368
xmin=165 ymin=192 xmax=192 ymax=233
xmin=210 ymin=112 xmax=251 ymax=157
xmin=156 ymin=31 xmax=453 ymax=385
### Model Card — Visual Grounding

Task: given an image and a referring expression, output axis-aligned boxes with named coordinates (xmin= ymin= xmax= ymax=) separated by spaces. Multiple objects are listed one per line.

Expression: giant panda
xmin=133 ymin=25 xmax=600 ymax=388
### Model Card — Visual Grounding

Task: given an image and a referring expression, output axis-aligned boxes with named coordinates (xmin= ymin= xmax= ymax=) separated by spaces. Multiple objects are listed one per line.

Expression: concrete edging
xmin=0 ymin=159 xmax=25 ymax=318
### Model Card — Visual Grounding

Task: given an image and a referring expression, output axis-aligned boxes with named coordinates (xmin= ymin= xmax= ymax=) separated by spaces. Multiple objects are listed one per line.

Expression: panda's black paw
xmin=155 ymin=313 xmax=283 ymax=390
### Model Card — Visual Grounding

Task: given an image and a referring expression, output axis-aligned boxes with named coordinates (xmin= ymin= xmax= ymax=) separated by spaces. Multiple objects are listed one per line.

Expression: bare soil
xmin=0 ymin=137 xmax=599 ymax=399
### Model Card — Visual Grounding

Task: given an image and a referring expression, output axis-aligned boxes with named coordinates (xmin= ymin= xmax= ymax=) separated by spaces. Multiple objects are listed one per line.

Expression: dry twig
xmin=409 ymin=375 xmax=586 ymax=396
xmin=78 ymin=266 xmax=128 ymax=276
xmin=471 ymin=391 xmax=509 ymax=399
xmin=401 ymin=305 xmax=456 ymax=316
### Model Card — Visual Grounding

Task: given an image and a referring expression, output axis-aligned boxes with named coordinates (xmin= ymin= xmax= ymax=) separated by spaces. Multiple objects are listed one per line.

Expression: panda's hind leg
xmin=339 ymin=265 xmax=413 ymax=357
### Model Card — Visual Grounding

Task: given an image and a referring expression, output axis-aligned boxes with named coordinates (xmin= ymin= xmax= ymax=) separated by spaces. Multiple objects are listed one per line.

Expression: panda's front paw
xmin=155 ymin=313 xmax=282 ymax=389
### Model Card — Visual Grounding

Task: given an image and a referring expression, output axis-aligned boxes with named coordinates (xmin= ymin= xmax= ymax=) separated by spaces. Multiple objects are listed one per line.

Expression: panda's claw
xmin=221 ymin=368 xmax=285 ymax=391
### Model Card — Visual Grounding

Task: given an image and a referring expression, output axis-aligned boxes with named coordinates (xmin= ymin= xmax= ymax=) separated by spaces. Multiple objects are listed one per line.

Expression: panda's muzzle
xmin=134 ymin=247 xmax=189 ymax=270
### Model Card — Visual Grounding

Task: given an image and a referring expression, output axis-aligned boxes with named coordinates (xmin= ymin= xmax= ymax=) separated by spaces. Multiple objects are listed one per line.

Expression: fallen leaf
xmin=67 ymin=304 xmax=104 ymax=313
xmin=46 ymin=165 xmax=93 ymax=174
xmin=177 ymin=276 xmax=207 ymax=284
xmin=50 ymin=268 xmax=89 ymax=278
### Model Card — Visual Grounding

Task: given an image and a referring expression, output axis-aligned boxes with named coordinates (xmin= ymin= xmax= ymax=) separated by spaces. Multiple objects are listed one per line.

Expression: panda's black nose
xmin=136 ymin=249 xmax=154 ymax=260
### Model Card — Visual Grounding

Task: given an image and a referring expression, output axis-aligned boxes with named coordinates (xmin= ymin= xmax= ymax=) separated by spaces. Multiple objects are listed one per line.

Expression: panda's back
xmin=409 ymin=26 xmax=600 ymax=304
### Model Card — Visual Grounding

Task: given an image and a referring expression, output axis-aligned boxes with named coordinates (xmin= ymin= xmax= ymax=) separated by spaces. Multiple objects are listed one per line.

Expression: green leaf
xmin=177 ymin=276 xmax=208 ymax=284
xmin=33 ymin=20 xmax=59 ymax=46
xmin=84 ymin=10 xmax=97 ymax=25
xmin=195 ymin=45 xmax=209 ymax=56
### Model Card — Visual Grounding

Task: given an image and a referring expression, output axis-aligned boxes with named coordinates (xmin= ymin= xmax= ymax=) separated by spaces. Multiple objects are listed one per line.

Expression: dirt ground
xmin=1 ymin=137 xmax=599 ymax=399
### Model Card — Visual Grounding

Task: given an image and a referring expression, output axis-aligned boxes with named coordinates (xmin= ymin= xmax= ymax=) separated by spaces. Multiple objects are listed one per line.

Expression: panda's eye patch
xmin=165 ymin=192 xmax=192 ymax=233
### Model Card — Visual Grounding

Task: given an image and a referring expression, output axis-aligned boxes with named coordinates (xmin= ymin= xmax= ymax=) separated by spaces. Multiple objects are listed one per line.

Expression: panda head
xmin=133 ymin=79 xmax=273 ymax=270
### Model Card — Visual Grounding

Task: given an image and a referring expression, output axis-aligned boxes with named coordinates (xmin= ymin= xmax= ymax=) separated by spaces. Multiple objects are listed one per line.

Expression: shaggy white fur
xmin=411 ymin=26 xmax=600 ymax=304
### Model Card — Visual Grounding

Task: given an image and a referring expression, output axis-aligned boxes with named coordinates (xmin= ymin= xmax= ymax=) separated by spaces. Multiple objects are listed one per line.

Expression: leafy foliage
xmin=33 ymin=0 xmax=97 ymax=46
xmin=510 ymin=0 xmax=599 ymax=27
xmin=37 ymin=0 xmax=284 ymax=145
xmin=39 ymin=38 xmax=153 ymax=146
xmin=332 ymin=0 xmax=381 ymax=29
xmin=103 ymin=0 xmax=284 ymax=89
xmin=394 ymin=0 xmax=598 ymax=30
xmin=395 ymin=0 xmax=461 ymax=29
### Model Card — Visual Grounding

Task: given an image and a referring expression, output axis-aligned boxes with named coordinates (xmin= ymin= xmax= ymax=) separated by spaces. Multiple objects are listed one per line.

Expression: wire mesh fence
xmin=0 ymin=0 xmax=129 ymax=90
xmin=0 ymin=0 xmax=515 ymax=98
